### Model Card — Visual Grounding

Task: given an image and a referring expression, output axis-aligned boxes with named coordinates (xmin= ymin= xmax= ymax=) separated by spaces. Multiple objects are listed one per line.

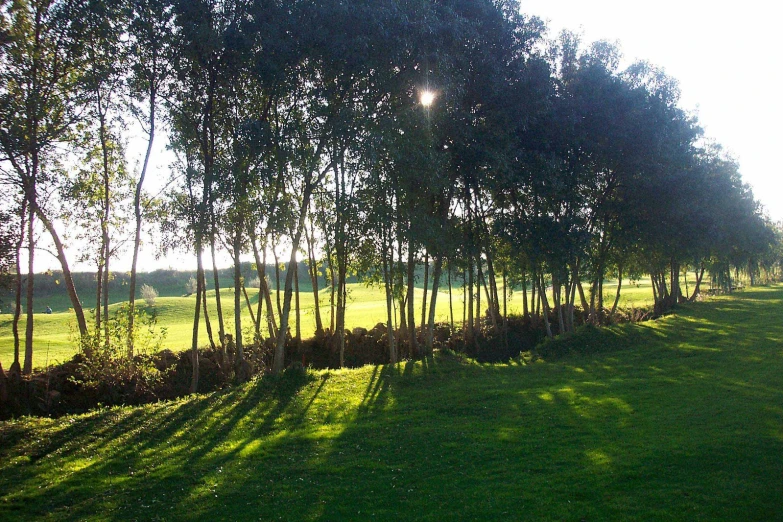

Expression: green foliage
xmin=74 ymin=304 xmax=168 ymax=392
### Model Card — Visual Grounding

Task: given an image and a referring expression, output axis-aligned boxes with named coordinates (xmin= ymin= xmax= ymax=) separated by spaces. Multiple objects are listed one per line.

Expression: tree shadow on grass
xmin=2 ymin=286 xmax=782 ymax=520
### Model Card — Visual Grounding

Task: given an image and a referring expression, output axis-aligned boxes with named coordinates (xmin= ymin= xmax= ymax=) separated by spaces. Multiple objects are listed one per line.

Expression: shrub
xmin=74 ymin=305 xmax=169 ymax=401
xmin=185 ymin=276 xmax=198 ymax=296
xmin=140 ymin=284 xmax=159 ymax=306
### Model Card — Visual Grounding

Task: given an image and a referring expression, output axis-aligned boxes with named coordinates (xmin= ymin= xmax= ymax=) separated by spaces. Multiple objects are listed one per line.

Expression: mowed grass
xmin=0 ymin=278 xmax=660 ymax=370
xmin=0 ymin=286 xmax=781 ymax=520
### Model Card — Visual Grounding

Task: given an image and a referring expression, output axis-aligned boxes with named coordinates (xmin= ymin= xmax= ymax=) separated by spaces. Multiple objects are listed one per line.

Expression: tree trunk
xmin=421 ymin=252 xmax=429 ymax=328
xmin=447 ymin=263 xmax=454 ymax=333
xmin=273 ymin=177 xmax=322 ymax=374
xmin=95 ymin=260 xmax=103 ymax=336
xmin=306 ymin=221 xmax=323 ymax=335
xmin=200 ymin=268 xmax=216 ymax=350
xmin=538 ymin=273 xmax=553 ymax=339
xmin=127 ymin=91 xmax=155 ymax=357
xmin=273 ymin=248 xmax=282 ymax=317
xmin=210 ymin=231 xmax=226 ymax=346
xmin=251 ymin=237 xmax=278 ymax=338
xmin=466 ymin=262 xmax=474 ymax=340
xmin=11 ymin=199 xmax=25 ymax=374
xmin=425 ymin=256 xmax=443 ymax=354
xmin=406 ymin=245 xmax=418 ymax=356
xmin=190 ymin=245 xmax=203 ymax=394
xmin=689 ymin=263 xmax=706 ymax=302
xmin=382 ymin=228 xmax=397 ymax=363
xmin=242 ymin=283 xmax=256 ymax=327
xmin=28 ymin=197 xmax=88 ymax=338
xmin=610 ymin=264 xmax=623 ymax=315
xmin=23 ymin=203 xmax=34 ymax=374
xmin=233 ymin=225 xmax=245 ymax=373
xmin=294 ymin=261 xmax=301 ymax=343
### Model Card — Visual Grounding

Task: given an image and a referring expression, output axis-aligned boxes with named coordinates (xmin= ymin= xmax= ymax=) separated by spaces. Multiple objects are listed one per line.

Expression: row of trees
xmin=1 ymin=0 xmax=780 ymax=386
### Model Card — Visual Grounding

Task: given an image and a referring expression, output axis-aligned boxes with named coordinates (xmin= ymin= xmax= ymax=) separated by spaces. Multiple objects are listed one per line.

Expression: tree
xmin=126 ymin=0 xmax=173 ymax=356
xmin=0 ymin=0 xmax=91 ymax=373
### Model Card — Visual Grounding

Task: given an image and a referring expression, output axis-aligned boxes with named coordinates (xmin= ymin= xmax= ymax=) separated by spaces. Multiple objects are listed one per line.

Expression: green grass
xmin=1 ymin=285 xmax=781 ymax=520
xmin=1 ymin=276 xmax=663 ymax=370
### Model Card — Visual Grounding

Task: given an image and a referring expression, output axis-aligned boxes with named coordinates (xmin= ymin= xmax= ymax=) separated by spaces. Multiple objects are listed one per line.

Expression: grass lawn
xmin=0 ymin=285 xmax=781 ymax=520
xmin=0 ymin=277 xmax=661 ymax=370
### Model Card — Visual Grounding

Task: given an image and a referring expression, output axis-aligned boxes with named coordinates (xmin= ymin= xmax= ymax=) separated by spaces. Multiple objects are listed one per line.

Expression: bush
xmin=74 ymin=305 xmax=169 ymax=402
xmin=185 ymin=276 xmax=198 ymax=296
xmin=140 ymin=284 xmax=158 ymax=306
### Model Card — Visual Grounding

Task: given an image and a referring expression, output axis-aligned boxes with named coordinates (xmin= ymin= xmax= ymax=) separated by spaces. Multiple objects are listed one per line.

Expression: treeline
xmin=0 ymin=262 xmax=339 ymax=312
xmin=1 ymin=0 xmax=781 ymax=384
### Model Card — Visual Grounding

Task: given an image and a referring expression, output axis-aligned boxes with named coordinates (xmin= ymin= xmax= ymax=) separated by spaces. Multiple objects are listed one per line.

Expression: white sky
xmin=521 ymin=0 xmax=783 ymax=222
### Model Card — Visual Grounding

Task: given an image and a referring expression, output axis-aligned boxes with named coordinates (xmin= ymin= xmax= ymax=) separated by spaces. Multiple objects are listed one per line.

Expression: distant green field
xmin=0 ymin=277 xmax=664 ymax=370
xmin=0 ymin=286 xmax=780 ymax=520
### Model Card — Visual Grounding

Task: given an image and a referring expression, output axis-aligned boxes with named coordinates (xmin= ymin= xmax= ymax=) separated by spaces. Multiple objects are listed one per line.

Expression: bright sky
xmin=521 ymin=0 xmax=783 ymax=222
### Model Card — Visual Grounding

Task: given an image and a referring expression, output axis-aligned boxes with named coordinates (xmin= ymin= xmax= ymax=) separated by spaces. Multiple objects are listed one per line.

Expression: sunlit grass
xmin=1 ymin=275 xmax=671 ymax=369
xmin=0 ymin=286 xmax=781 ymax=520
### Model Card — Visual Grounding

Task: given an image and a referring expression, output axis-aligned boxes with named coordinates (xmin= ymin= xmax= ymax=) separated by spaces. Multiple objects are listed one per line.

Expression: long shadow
xmin=2 ymin=285 xmax=782 ymax=520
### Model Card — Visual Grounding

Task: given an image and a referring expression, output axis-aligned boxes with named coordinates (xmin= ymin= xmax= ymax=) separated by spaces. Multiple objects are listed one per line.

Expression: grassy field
xmin=0 ymin=285 xmax=780 ymax=520
xmin=0 ymin=278 xmax=660 ymax=370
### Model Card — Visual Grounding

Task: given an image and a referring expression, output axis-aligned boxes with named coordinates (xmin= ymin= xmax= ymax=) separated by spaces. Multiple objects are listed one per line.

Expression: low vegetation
xmin=0 ymin=286 xmax=780 ymax=520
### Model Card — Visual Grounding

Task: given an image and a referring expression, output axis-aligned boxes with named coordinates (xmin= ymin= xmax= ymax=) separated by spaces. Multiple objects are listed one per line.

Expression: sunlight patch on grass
xmin=585 ymin=449 xmax=613 ymax=467
xmin=538 ymin=391 xmax=554 ymax=402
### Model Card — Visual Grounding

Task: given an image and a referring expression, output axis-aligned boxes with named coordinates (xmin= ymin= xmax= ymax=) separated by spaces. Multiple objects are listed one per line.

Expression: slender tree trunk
xmin=568 ymin=270 xmax=578 ymax=332
xmin=98 ymin=107 xmax=111 ymax=350
xmin=232 ymin=226 xmax=244 ymax=372
xmin=191 ymin=244 xmax=203 ymax=394
xmin=531 ymin=267 xmax=538 ymax=319
xmin=337 ymin=262 xmax=346 ymax=368
xmin=273 ymin=248 xmax=282 ymax=317
xmin=294 ymin=261 xmax=301 ymax=343
xmin=251 ymin=237 xmax=278 ymax=338
xmin=610 ymin=264 xmax=623 ymax=315
xmin=23 ymin=203 xmax=34 ymax=374
xmin=210 ymin=231 xmax=225 ymax=346
xmin=521 ymin=270 xmax=529 ymax=319
xmin=306 ymin=221 xmax=323 ymax=335
xmin=479 ymin=264 xmax=496 ymax=328
xmin=555 ymin=275 xmax=565 ymax=335
xmin=200 ymin=268 xmax=216 ymax=350
xmin=689 ymin=263 xmax=706 ymax=302
xmin=329 ymin=258 xmax=336 ymax=332
xmin=406 ymin=245 xmax=418 ymax=356
xmin=127 ymin=92 xmax=155 ymax=357
xmin=538 ymin=273 xmax=553 ymax=339
xmin=11 ymin=200 xmax=26 ymax=374
xmin=28 ymin=197 xmax=88 ymax=337
xmin=242 ymin=283 xmax=256 ymax=326
xmin=425 ymin=256 xmax=443 ymax=354
xmin=448 ymin=263 xmax=454 ymax=333
xmin=95 ymin=261 xmax=103 ymax=336
xmin=485 ymin=245 xmax=500 ymax=319
xmin=273 ymin=174 xmax=325 ymax=373
xmin=466 ymin=262 xmax=474 ymax=339
xmin=421 ymin=252 xmax=429 ymax=328
xmin=475 ymin=259 xmax=482 ymax=331
xmin=502 ymin=268 xmax=508 ymax=326
xmin=382 ymin=228 xmax=396 ymax=363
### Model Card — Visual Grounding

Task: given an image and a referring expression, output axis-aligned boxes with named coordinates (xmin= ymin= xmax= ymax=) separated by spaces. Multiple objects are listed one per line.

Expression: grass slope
xmin=0 ymin=286 xmax=781 ymax=520
xmin=0 ymin=278 xmax=658 ymax=370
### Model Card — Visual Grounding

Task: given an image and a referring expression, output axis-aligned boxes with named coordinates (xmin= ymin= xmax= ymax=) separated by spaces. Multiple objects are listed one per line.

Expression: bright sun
xmin=420 ymin=90 xmax=435 ymax=107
